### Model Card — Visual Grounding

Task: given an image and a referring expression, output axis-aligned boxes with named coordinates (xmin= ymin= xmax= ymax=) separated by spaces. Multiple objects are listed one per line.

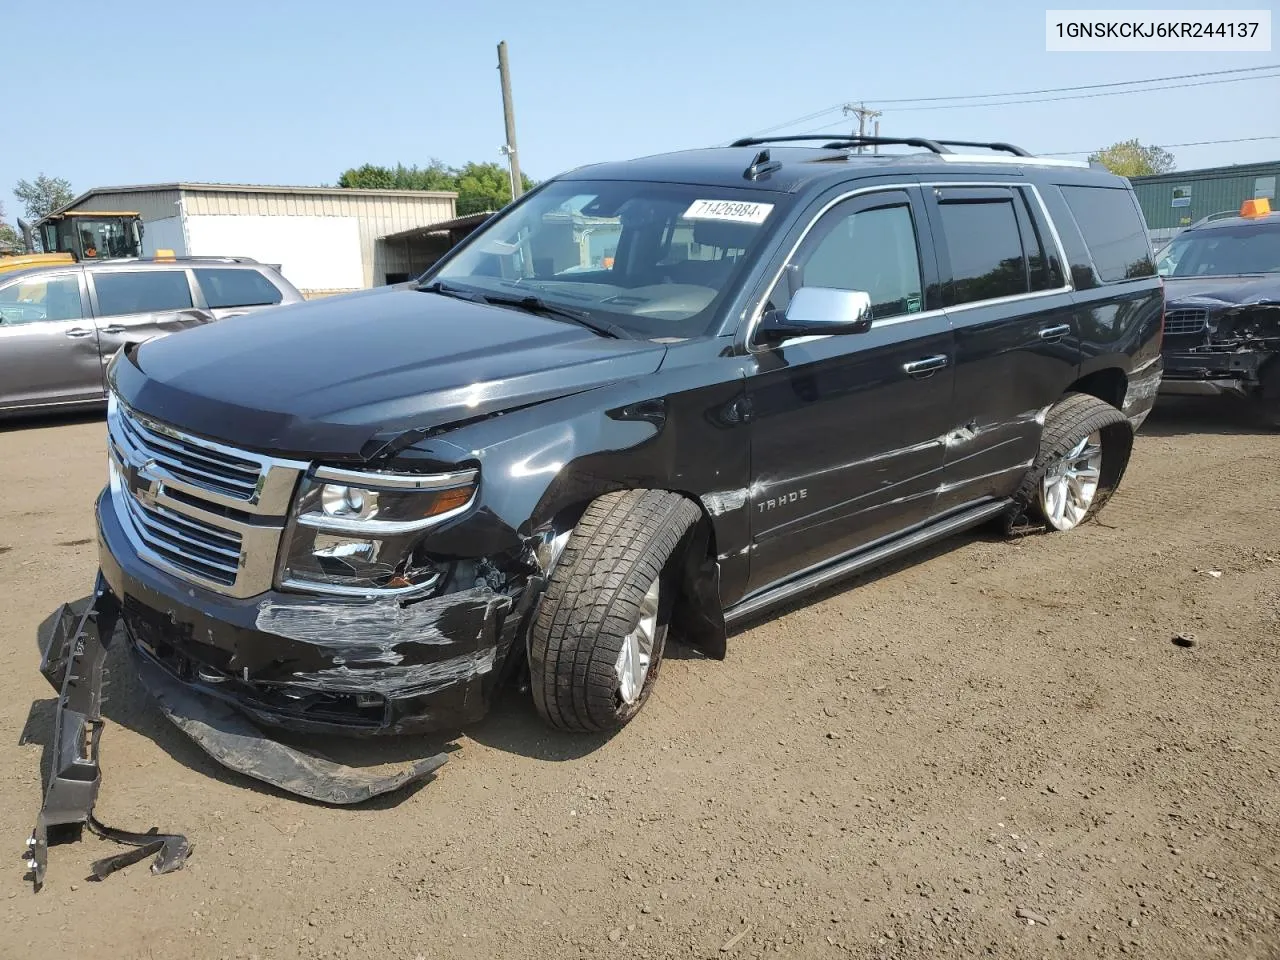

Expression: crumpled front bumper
xmin=1159 ymin=347 xmax=1270 ymax=397
xmin=96 ymin=489 xmax=525 ymax=736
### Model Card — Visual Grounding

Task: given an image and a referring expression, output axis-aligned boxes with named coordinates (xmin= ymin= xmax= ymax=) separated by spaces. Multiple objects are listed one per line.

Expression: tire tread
xmin=529 ymin=489 xmax=701 ymax=732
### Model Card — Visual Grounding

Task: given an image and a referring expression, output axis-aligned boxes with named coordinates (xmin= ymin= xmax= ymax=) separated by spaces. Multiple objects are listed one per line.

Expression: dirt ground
xmin=1 ymin=398 xmax=1277 ymax=960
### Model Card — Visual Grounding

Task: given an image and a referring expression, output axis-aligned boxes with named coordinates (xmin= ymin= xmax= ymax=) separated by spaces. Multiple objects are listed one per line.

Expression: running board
xmin=724 ymin=499 xmax=1011 ymax=625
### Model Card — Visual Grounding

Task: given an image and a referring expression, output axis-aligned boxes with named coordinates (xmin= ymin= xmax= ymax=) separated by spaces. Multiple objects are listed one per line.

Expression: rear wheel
xmin=1257 ymin=359 xmax=1280 ymax=429
xmin=1038 ymin=430 xmax=1103 ymax=530
xmin=1008 ymin=393 xmax=1133 ymax=534
xmin=529 ymin=489 xmax=701 ymax=733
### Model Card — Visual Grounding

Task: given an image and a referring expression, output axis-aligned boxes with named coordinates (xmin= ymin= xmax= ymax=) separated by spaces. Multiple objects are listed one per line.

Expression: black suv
xmin=86 ymin=135 xmax=1164 ymax=745
xmin=1154 ymin=200 xmax=1280 ymax=425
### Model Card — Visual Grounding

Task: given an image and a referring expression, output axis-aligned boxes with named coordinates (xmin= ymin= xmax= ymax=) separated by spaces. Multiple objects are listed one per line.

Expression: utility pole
xmin=497 ymin=41 xmax=523 ymax=202
xmin=842 ymin=102 xmax=882 ymax=154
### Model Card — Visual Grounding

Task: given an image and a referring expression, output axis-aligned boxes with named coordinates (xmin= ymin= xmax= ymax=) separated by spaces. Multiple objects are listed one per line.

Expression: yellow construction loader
xmin=0 ymin=211 xmax=145 ymax=275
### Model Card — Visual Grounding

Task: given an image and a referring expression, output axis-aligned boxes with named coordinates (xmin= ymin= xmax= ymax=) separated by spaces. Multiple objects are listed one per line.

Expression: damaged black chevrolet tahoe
xmin=86 ymin=136 xmax=1164 ymax=748
xmin=1154 ymin=200 xmax=1280 ymax=426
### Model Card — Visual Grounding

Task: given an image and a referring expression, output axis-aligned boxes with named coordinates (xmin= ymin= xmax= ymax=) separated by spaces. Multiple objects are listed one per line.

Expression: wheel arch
xmin=532 ymin=486 xmax=728 ymax=661
xmin=1065 ymin=366 xmax=1128 ymax=410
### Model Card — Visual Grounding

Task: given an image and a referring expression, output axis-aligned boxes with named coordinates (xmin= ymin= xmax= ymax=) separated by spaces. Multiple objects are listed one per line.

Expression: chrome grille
xmin=106 ymin=397 xmax=307 ymax=598
xmin=1165 ymin=307 xmax=1209 ymax=336
xmin=115 ymin=479 xmax=243 ymax=585
xmin=114 ymin=410 xmax=262 ymax=502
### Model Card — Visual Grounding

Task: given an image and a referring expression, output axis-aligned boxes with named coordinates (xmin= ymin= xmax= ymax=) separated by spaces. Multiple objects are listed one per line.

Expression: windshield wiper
xmin=416 ymin=280 xmax=482 ymax=301
xmin=418 ymin=281 xmax=629 ymax=339
xmin=475 ymin=293 xmax=629 ymax=339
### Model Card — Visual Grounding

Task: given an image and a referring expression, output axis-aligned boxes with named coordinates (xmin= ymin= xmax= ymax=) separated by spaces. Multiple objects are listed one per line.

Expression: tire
xmin=529 ymin=489 xmax=701 ymax=733
xmin=1257 ymin=359 xmax=1280 ymax=430
xmin=1007 ymin=392 xmax=1134 ymax=534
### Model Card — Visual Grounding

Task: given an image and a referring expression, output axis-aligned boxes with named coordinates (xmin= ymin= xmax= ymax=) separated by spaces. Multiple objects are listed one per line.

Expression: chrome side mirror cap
xmin=760 ymin=286 xmax=873 ymax=343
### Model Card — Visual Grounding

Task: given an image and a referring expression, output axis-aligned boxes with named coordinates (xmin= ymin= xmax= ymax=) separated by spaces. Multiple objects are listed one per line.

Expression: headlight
xmin=278 ymin=466 xmax=477 ymax=595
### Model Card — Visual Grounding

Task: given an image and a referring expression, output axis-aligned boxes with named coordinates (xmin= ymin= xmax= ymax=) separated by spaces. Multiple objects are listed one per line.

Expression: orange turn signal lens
xmin=423 ymin=485 xmax=474 ymax=517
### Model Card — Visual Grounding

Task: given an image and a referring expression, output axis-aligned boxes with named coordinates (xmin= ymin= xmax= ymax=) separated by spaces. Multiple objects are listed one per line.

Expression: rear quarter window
xmin=195 ymin=268 xmax=283 ymax=309
xmin=1059 ymin=185 xmax=1155 ymax=283
xmin=94 ymin=270 xmax=193 ymax=316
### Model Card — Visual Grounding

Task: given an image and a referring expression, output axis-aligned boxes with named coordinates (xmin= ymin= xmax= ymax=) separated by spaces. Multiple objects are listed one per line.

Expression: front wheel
xmin=529 ymin=489 xmax=701 ymax=733
xmin=1008 ymin=393 xmax=1134 ymax=534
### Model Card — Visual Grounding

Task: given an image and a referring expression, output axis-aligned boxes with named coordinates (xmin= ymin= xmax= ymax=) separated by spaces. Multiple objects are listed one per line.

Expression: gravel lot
xmin=1 ymin=399 xmax=1277 ymax=960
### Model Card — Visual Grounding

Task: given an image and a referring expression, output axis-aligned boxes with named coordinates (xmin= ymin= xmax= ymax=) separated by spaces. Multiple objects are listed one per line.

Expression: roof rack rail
xmin=134 ymin=255 xmax=261 ymax=264
xmin=1184 ymin=209 xmax=1246 ymax=230
xmin=730 ymin=134 xmax=1035 ymax=158
xmin=730 ymin=134 xmax=952 ymax=154
xmin=930 ymin=139 xmax=1032 ymax=157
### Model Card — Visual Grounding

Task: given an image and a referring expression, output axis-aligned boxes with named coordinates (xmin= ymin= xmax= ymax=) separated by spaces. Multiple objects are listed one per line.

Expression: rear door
xmin=0 ymin=269 xmax=104 ymax=411
xmin=924 ymin=184 xmax=1080 ymax=512
xmin=193 ymin=266 xmax=287 ymax=320
xmin=87 ymin=268 xmax=212 ymax=365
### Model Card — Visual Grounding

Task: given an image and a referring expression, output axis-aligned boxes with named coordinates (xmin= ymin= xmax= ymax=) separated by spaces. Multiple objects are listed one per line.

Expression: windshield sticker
xmin=683 ymin=200 xmax=774 ymax=224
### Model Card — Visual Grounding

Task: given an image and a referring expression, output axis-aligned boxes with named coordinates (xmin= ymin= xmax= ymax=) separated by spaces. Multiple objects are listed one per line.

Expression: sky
xmin=2 ymin=0 xmax=1277 ymax=222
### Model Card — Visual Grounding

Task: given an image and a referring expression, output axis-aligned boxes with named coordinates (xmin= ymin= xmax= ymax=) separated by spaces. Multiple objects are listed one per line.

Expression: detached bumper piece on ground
xmin=26 ymin=576 xmax=191 ymax=891
xmin=26 ymin=573 xmax=449 ymax=892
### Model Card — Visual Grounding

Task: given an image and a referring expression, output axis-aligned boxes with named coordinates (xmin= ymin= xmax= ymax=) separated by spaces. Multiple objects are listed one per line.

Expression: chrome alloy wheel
xmin=615 ymin=576 xmax=661 ymax=705
xmin=1039 ymin=431 xmax=1103 ymax=531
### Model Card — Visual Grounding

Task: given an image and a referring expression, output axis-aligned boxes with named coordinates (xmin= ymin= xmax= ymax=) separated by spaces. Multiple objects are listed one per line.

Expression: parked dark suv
xmin=1154 ymin=199 xmax=1280 ymax=425
xmin=38 ymin=135 xmax=1163 ymax=828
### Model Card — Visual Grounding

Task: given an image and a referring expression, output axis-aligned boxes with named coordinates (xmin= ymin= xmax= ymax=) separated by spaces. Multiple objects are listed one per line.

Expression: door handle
xmin=903 ymin=355 xmax=949 ymax=379
xmin=1038 ymin=324 xmax=1071 ymax=341
xmin=64 ymin=327 xmax=94 ymax=338
xmin=100 ymin=325 xmax=126 ymax=334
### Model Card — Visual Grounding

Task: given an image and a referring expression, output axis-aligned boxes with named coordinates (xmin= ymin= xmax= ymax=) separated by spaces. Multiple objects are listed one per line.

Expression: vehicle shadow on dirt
xmin=1 ymin=409 xmax=105 ymax=433
xmin=1142 ymin=396 xmax=1275 ymax=437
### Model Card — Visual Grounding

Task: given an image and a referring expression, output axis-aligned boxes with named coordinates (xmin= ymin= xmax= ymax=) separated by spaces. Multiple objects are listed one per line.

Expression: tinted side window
xmin=0 ymin=274 xmax=84 ymax=324
xmin=1059 ymin=185 xmax=1155 ymax=282
xmin=195 ymin=268 xmax=283 ymax=309
xmin=787 ymin=202 xmax=924 ymax=319
xmin=95 ymin=271 xmax=193 ymax=317
xmin=1015 ymin=188 xmax=1064 ymax=292
xmin=937 ymin=199 xmax=1028 ymax=306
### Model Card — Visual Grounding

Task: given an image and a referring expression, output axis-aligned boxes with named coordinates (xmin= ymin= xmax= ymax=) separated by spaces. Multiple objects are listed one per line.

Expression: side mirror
xmin=759 ymin=286 xmax=873 ymax=343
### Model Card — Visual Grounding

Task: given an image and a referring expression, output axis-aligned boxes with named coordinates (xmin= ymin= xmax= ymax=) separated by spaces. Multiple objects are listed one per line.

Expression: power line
xmin=746 ymin=104 xmax=845 ymax=138
xmin=745 ymin=64 xmax=1280 ymax=137
xmin=889 ymin=70 xmax=1280 ymax=112
xmin=1041 ymin=135 xmax=1280 ymax=156
xmin=871 ymin=63 xmax=1280 ymax=105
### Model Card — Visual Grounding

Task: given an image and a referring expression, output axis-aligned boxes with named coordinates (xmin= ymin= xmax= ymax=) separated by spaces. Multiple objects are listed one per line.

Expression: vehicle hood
xmin=1164 ymin=274 xmax=1280 ymax=309
xmin=111 ymin=286 xmax=668 ymax=461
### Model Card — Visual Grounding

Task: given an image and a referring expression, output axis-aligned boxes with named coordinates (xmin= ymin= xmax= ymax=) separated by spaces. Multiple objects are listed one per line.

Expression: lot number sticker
xmin=683 ymin=199 xmax=774 ymax=224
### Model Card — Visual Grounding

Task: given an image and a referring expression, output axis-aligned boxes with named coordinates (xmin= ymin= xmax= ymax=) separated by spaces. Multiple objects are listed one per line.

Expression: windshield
xmin=426 ymin=180 xmax=788 ymax=339
xmin=52 ymin=218 xmax=140 ymax=260
xmin=1157 ymin=221 xmax=1280 ymax=277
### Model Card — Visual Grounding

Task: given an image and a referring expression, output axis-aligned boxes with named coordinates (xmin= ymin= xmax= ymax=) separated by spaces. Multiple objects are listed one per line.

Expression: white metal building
xmin=50 ymin=183 xmax=457 ymax=296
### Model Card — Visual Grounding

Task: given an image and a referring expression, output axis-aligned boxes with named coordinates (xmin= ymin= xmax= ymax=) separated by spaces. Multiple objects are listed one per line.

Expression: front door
xmin=0 ymin=269 xmax=103 ymax=411
xmin=744 ymin=187 xmax=957 ymax=593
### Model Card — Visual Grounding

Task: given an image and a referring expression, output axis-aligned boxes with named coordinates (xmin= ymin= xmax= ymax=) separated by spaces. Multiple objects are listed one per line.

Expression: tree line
xmin=0 ymin=174 xmax=75 ymax=251
xmin=335 ymin=160 xmax=535 ymax=215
